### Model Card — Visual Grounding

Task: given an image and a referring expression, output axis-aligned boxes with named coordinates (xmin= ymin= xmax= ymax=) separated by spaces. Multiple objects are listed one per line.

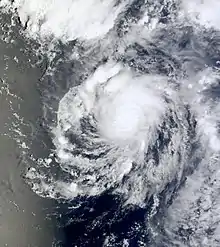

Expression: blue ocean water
xmin=2 ymin=1 xmax=220 ymax=246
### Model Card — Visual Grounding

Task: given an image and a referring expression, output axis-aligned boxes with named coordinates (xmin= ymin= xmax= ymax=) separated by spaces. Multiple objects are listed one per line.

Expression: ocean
xmin=1 ymin=0 xmax=220 ymax=246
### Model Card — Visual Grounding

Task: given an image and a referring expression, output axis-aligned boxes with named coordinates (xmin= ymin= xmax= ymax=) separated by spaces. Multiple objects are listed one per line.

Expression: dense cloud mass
xmin=2 ymin=0 xmax=220 ymax=246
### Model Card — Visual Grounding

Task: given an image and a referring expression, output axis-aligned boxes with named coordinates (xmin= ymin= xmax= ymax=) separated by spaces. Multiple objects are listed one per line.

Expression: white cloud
xmin=2 ymin=0 xmax=127 ymax=41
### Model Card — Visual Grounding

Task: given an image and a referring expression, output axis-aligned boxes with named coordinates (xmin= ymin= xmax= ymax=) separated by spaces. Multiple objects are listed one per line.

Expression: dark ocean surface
xmin=1 ymin=1 xmax=220 ymax=247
